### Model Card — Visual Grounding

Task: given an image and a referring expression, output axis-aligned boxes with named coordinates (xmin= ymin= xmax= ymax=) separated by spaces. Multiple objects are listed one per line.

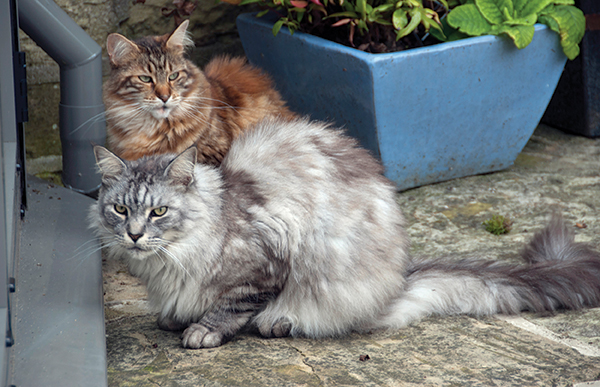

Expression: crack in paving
xmin=287 ymin=342 xmax=326 ymax=386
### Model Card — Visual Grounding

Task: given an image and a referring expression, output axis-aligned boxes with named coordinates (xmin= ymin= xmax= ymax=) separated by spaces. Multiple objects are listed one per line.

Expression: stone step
xmin=11 ymin=176 xmax=106 ymax=386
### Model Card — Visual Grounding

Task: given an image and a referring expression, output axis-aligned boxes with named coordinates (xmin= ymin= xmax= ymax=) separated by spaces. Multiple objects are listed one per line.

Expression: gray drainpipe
xmin=18 ymin=0 xmax=105 ymax=195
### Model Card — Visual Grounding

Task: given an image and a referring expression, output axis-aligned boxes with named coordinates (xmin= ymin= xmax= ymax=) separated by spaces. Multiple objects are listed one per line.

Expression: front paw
xmin=258 ymin=317 xmax=292 ymax=338
xmin=181 ymin=323 xmax=225 ymax=349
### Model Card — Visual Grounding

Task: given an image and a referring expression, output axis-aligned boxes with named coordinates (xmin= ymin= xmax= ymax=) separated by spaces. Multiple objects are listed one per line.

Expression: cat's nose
xmin=128 ymin=233 xmax=143 ymax=243
xmin=155 ymin=85 xmax=170 ymax=103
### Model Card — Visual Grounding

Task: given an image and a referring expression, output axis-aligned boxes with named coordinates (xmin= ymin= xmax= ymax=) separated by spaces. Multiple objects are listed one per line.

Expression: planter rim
xmin=238 ymin=12 xmax=551 ymax=63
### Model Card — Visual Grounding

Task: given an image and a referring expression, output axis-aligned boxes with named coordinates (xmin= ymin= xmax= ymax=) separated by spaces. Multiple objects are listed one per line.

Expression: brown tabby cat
xmin=103 ymin=20 xmax=295 ymax=165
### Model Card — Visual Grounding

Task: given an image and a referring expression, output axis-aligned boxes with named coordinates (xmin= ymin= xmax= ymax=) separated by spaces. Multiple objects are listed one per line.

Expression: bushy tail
xmin=380 ymin=215 xmax=600 ymax=328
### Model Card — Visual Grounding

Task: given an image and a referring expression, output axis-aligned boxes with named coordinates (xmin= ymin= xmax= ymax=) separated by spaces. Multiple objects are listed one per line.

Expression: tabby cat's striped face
xmin=114 ymin=46 xmax=199 ymax=121
xmin=109 ymin=41 xmax=202 ymax=122
xmin=104 ymin=21 xmax=207 ymax=124
xmin=98 ymin=178 xmax=189 ymax=260
xmin=92 ymin=146 xmax=197 ymax=261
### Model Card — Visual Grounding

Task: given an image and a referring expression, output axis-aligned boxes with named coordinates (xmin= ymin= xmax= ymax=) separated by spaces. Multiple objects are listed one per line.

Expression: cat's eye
xmin=138 ymin=75 xmax=153 ymax=83
xmin=168 ymin=72 xmax=179 ymax=81
xmin=151 ymin=206 xmax=168 ymax=217
xmin=114 ymin=204 xmax=128 ymax=215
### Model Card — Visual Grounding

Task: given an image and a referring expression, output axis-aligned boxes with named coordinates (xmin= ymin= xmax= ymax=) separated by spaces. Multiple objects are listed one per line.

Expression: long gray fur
xmin=90 ymin=117 xmax=600 ymax=349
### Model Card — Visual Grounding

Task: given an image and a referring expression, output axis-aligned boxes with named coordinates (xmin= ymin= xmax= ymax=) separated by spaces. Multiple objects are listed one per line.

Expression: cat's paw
xmin=258 ymin=317 xmax=292 ymax=338
xmin=181 ymin=323 xmax=225 ymax=348
xmin=157 ymin=315 xmax=188 ymax=331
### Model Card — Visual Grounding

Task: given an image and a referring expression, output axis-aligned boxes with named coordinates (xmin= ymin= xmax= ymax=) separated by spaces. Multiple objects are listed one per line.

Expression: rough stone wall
xmin=20 ymin=0 xmax=252 ymax=82
xmin=121 ymin=0 xmax=255 ymax=67
xmin=19 ymin=0 xmax=130 ymax=84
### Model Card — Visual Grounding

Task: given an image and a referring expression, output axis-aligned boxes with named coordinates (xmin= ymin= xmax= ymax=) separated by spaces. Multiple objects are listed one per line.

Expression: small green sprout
xmin=483 ymin=214 xmax=512 ymax=235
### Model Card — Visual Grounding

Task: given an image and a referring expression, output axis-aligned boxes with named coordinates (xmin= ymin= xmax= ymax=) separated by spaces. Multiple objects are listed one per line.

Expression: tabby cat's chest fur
xmin=103 ymin=21 xmax=294 ymax=166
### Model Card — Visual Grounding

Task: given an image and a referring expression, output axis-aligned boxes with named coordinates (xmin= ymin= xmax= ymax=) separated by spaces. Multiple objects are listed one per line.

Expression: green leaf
xmin=404 ymin=0 xmax=421 ymax=7
xmin=557 ymin=5 xmax=585 ymax=43
xmin=428 ymin=25 xmax=447 ymax=41
xmin=493 ymin=24 xmax=534 ymax=48
xmin=356 ymin=0 xmax=367 ymax=16
xmin=373 ymin=17 xmax=393 ymax=25
xmin=357 ymin=19 xmax=368 ymax=32
xmin=373 ymin=3 xmax=394 ymax=13
xmin=428 ymin=17 xmax=456 ymax=41
xmin=327 ymin=11 xmax=359 ymax=18
xmin=447 ymin=4 xmax=493 ymax=36
xmin=475 ymin=0 xmax=514 ymax=24
xmin=511 ymin=0 xmax=527 ymax=14
xmin=272 ymin=19 xmax=285 ymax=35
xmin=518 ymin=0 xmax=554 ymax=18
xmin=427 ymin=18 xmax=444 ymax=33
xmin=422 ymin=8 xmax=444 ymax=33
xmin=342 ymin=2 xmax=355 ymax=11
xmin=447 ymin=30 xmax=470 ymax=40
xmin=239 ymin=0 xmax=264 ymax=5
xmin=392 ymin=8 xmax=408 ymax=29
xmin=256 ymin=9 xmax=270 ymax=17
xmin=537 ymin=14 xmax=559 ymax=33
xmin=396 ymin=9 xmax=421 ymax=39
xmin=505 ymin=13 xmax=537 ymax=26
xmin=541 ymin=5 xmax=585 ymax=59
xmin=501 ymin=7 xmax=513 ymax=21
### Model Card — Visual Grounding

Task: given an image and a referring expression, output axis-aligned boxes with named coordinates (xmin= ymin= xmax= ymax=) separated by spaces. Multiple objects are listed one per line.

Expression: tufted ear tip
xmin=106 ymin=33 xmax=139 ymax=66
xmin=166 ymin=19 xmax=194 ymax=51
xmin=165 ymin=146 xmax=197 ymax=187
xmin=94 ymin=146 xmax=126 ymax=182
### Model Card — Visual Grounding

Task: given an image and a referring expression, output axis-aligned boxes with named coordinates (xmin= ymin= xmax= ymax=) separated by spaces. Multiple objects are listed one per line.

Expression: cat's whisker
xmin=150 ymin=246 xmax=169 ymax=269
xmin=69 ymin=244 xmax=106 ymax=267
xmin=69 ymin=244 xmax=103 ymax=261
xmin=188 ymin=95 xmax=246 ymax=113
xmin=172 ymin=107 xmax=224 ymax=133
xmin=67 ymin=238 xmax=118 ymax=272
xmin=108 ymin=105 xmax=145 ymax=121
xmin=177 ymin=102 xmax=230 ymax=130
xmin=157 ymin=245 xmax=191 ymax=278
xmin=179 ymin=109 xmax=218 ymax=129
xmin=69 ymin=242 xmax=99 ymax=262
xmin=73 ymin=237 xmax=101 ymax=253
xmin=108 ymin=104 xmax=161 ymax=134
xmin=96 ymin=222 xmax=117 ymax=237
xmin=69 ymin=111 xmax=108 ymax=134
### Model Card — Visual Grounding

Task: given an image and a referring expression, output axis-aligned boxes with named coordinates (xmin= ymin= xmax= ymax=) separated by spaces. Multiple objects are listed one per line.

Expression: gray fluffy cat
xmin=91 ymin=117 xmax=600 ymax=349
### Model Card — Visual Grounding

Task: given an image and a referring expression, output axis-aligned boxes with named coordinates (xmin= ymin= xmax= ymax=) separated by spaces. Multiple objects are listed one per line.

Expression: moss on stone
xmin=483 ymin=215 xmax=512 ymax=235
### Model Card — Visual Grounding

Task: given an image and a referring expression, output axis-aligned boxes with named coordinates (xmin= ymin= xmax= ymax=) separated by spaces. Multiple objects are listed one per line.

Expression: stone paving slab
xmin=104 ymin=125 xmax=600 ymax=386
xmin=106 ymin=314 xmax=600 ymax=387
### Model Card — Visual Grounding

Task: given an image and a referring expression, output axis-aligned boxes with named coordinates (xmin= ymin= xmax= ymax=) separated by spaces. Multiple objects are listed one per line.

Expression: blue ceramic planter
xmin=237 ymin=13 xmax=567 ymax=190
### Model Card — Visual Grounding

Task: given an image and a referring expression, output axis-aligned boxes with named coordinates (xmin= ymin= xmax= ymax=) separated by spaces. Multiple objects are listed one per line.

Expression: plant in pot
xmin=227 ymin=0 xmax=585 ymax=190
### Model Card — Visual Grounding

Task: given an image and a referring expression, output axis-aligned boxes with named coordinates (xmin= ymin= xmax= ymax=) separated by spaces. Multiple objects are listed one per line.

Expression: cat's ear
xmin=94 ymin=146 xmax=126 ymax=182
xmin=106 ymin=33 xmax=139 ymax=66
xmin=166 ymin=20 xmax=194 ymax=51
xmin=165 ymin=146 xmax=197 ymax=187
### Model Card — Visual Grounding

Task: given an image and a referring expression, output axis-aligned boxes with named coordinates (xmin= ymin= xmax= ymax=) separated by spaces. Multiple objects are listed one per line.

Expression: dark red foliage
xmin=162 ymin=0 xmax=198 ymax=27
